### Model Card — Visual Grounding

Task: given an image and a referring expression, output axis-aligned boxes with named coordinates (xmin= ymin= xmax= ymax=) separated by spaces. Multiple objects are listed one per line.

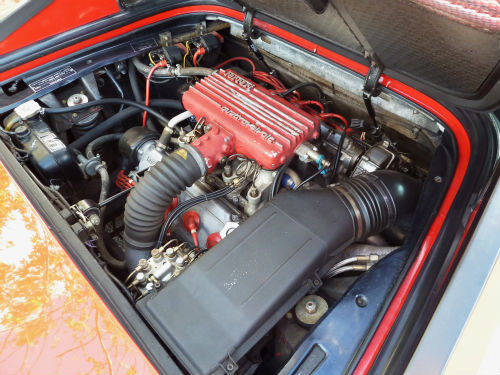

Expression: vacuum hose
xmin=123 ymin=145 xmax=207 ymax=269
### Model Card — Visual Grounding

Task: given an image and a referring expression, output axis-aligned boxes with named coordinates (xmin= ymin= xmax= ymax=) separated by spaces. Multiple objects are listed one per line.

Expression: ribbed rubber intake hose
xmin=332 ymin=170 xmax=420 ymax=240
xmin=265 ymin=169 xmax=420 ymax=262
xmin=123 ymin=145 xmax=207 ymax=269
xmin=328 ymin=170 xmax=420 ymax=240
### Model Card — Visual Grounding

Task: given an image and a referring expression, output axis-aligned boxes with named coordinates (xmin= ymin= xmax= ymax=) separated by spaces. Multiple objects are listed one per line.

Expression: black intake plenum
xmin=136 ymin=170 xmax=420 ymax=375
xmin=123 ymin=145 xmax=206 ymax=269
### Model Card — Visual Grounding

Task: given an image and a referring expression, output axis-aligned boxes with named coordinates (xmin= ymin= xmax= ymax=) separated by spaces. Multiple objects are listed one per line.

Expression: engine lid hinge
xmin=241 ymin=6 xmax=273 ymax=74
xmin=362 ymin=54 xmax=384 ymax=135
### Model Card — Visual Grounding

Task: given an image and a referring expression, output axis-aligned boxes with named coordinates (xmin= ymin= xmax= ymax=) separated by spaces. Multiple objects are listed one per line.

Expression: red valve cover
xmin=182 ymin=69 xmax=320 ymax=170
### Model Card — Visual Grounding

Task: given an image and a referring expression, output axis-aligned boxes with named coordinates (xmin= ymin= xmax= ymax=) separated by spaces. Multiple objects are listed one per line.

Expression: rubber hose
xmin=330 ymin=170 xmax=420 ymax=240
xmin=68 ymin=99 xmax=183 ymax=150
xmin=123 ymin=145 xmax=207 ymax=269
xmin=85 ymin=133 xmax=123 ymax=159
xmin=128 ymin=59 xmax=143 ymax=102
xmin=128 ymin=59 xmax=155 ymax=130
xmin=95 ymin=226 xmax=126 ymax=269
xmin=132 ymin=56 xmax=214 ymax=77
xmin=96 ymin=166 xmax=110 ymax=204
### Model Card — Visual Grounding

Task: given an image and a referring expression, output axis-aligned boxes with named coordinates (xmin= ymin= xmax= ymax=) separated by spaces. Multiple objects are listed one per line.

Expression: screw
xmin=151 ymin=248 xmax=161 ymax=259
xmin=136 ymin=272 xmax=146 ymax=282
xmin=226 ymin=363 xmax=234 ymax=371
xmin=313 ymin=279 xmax=320 ymax=286
xmin=305 ymin=300 xmax=318 ymax=314
xmin=224 ymin=136 xmax=230 ymax=143
xmin=232 ymin=196 xmax=239 ymax=205
xmin=355 ymin=294 xmax=368 ymax=308
xmin=434 ymin=176 xmax=442 ymax=183
xmin=231 ymin=214 xmax=239 ymax=221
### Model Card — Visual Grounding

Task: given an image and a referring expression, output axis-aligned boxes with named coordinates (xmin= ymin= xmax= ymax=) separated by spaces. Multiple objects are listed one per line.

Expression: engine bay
xmin=0 ymin=20 xmax=443 ymax=375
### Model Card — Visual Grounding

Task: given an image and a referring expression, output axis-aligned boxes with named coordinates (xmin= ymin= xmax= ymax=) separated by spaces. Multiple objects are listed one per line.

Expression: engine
xmin=1 ymin=23 xmax=433 ymax=375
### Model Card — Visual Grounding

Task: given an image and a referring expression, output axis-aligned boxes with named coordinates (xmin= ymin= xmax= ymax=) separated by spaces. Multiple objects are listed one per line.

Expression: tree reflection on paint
xmin=0 ymin=164 xmax=157 ymax=375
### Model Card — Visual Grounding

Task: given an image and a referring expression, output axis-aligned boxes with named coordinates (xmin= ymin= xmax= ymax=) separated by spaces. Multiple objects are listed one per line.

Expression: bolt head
xmin=175 ymin=257 xmax=184 ymax=266
xmin=89 ymin=215 xmax=100 ymax=226
xmin=136 ymin=272 xmax=146 ymax=282
xmin=433 ymin=176 xmax=442 ymax=183
xmin=151 ymin=248 xmax=161 ymax=258
xmin=355 ymin=294 xmax=368 ymax=308
xmin=138 ymin=258 xmax=148 ymax=269
xmin=166 ymin=248 xmax=176 ymax=258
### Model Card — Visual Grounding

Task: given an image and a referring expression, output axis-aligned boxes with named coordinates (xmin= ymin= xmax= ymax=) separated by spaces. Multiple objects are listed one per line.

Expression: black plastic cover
xmin=137 ymin=188 xmax=355 ymax=375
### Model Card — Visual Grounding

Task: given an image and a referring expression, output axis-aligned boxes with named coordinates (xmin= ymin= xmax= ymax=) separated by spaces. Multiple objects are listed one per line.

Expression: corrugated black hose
xmin=123 ymin=146 xmax=207 ymax=269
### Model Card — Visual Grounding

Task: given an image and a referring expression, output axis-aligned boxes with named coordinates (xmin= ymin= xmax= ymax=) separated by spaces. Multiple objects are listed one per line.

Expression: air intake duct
xmin=123 ymin=145 xmax=207 ymax=269
xmin=136 ymin=170 xmax=420 ymax=375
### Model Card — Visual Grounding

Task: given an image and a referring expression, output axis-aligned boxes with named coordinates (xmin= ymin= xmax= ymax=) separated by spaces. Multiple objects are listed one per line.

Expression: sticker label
xmin=174 ymin=149 xmax=188 ymax=160
xmin=131 ymin=39 xmax=158 ymax=52
xmin=38 ymin=133 xmax=66 ymax=152
xmin=30 ymin=122 xmax=66 ymax=152
xmin=28 ymin=66 xmax=77 ymax=93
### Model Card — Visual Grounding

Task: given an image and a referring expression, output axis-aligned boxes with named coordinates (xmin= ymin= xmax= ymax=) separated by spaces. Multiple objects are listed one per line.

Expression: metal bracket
xmin=308 ymin=272 xmax=323 ymax=293
xmin=195 ymin=21 xmax=207 ymax=36
xmin=219 ymin=354 xmax=238 ymax=375
xmin=159 ymin=31 xmax=173 ymax=47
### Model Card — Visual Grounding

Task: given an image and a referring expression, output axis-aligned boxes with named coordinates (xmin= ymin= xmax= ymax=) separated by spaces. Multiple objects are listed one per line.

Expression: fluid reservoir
xmin=14 ymin=116 xmax=80 ymax=182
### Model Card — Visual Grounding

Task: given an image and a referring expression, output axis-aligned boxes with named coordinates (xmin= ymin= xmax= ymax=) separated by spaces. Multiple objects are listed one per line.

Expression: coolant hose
xmin=123 ymin=145 xmax=207 ymax=269
xmin=132 ymin=56 xmax=215 ymax=77
xmin=128 ymin=59 xmax=144 ymax=102
xmin=96 ymin=166 xmax=110 ymax=204
xmin=128 ymin=59 xmax=155 ymax=130
xmin=69 ymin=99 xmax=184 ymax=150
xmin=85 ymin=133 xmax=123 ymax=159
